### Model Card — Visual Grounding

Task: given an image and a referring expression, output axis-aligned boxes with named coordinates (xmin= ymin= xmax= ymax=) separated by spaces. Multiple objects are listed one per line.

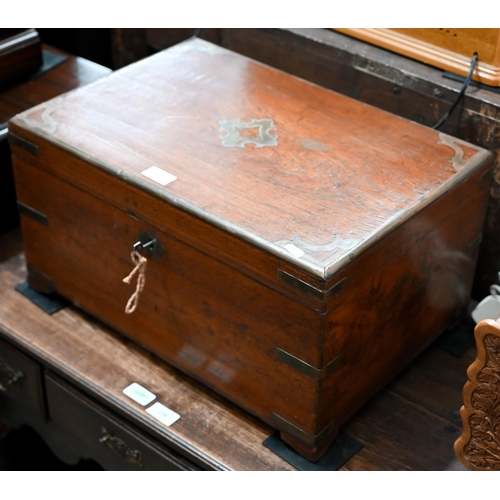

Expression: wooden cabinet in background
xmin=334 ymin=29 xmax=500 ymax=87
xmin=0 ymin=29 xmax=42 ymax=85
xmin=45 ymin=375 xmax=199 ymax=470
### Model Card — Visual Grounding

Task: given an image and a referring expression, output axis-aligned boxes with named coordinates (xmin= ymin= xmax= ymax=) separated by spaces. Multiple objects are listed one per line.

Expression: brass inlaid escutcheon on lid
xmin=218 ymin=118 xmax=277 ymax=148
xmin=438 ymin=132 xmax=480 ymax=172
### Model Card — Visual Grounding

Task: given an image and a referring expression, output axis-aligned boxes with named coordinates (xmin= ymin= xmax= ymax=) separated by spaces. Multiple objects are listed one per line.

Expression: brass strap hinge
xmin=17 ymin=201 xmax=48 ymax=225
xmin=277 ymin=269 xmax=347 ymax=303
xmin=275 ymin=347 xmax=342 ymax=381
xmin=272 ymin=413 xmax=338 ymax=447
xmin=8 ymin=132 xmax=39 ymax=157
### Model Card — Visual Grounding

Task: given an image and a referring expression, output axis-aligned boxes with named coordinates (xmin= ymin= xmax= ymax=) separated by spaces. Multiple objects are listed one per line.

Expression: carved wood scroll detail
xmin=454 ymin=319 xmax=500 ymax=470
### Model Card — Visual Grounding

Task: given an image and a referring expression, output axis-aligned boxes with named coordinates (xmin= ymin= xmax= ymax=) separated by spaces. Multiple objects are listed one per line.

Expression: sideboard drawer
xmin=0 ymin=337 xmax=45 ymax=422
xmin=45 ymin=374 xmax=199 ymax=470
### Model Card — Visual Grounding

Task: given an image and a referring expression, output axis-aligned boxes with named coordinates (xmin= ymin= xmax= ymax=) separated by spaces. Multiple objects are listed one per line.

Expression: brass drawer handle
xmin=99 ymin=427 xmax=144 ymax=467
xmin=0 ymin=356 xmax=24 ymax=392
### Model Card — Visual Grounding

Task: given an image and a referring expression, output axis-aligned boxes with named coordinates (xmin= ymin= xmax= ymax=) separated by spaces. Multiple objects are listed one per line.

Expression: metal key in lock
xmin=133 ymin=231 xmax=165 ymax=259
xmin=123 ymin=232 xmax=164 ymax=314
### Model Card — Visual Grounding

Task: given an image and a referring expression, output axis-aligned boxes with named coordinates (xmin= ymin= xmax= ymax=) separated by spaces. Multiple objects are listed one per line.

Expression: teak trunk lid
xmin=8 ymin=38 xmax=493 ymax=304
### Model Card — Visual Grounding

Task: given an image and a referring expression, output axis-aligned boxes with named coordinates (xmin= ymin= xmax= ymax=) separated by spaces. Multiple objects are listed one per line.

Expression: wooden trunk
xmin=8 ymin=38 xmax=494 ymax=461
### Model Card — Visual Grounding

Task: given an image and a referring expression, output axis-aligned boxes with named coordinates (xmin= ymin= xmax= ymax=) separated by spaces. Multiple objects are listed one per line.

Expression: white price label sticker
xmin=284 ymin=243 xmax=305 ymax=258
xmin=141 ymin=166 xmax=177 ymax=186
xmin=146 ymin=402 xmax=180 ymax=427
xmin=123 ymin=382 xmax=156 ymax=406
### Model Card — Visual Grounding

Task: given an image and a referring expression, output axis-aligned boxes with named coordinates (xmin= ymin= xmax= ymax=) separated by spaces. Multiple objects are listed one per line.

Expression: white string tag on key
xmin=472 ymin=273 xmax=500 ymax=323
xmin=123 ymin=246 xmax=148 ymax=314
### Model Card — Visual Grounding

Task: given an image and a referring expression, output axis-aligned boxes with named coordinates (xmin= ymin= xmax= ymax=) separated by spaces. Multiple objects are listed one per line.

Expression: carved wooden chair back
xmin=455 ymin=317 xmax=500 ymax=470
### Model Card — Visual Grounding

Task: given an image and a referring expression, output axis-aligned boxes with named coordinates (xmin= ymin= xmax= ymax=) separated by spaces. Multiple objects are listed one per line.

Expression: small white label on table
xmin=141 ymin=166 xmax=177 ymax=186
xmin=123 ymin=382 xmax=156 ymax=406
xmin=284 ymin=243 xmax=305 ymax=258
xmin=146 ymin=402 xmax=180 ymax=427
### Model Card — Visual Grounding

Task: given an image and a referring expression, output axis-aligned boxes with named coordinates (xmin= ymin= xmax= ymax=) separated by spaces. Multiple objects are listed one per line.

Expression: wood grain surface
xmin=216 ymin=28 xmax=500 ymax=301
xmin=9 ymin=38 xmax=492 ymax=279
